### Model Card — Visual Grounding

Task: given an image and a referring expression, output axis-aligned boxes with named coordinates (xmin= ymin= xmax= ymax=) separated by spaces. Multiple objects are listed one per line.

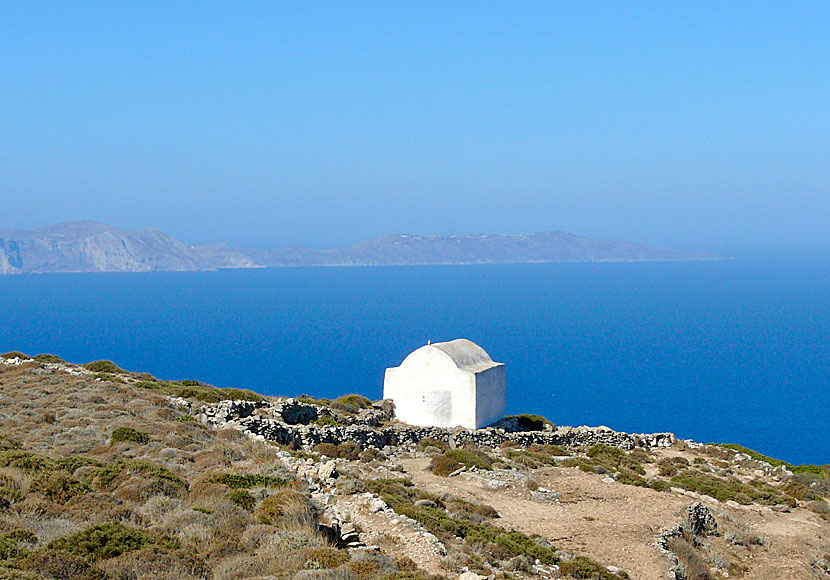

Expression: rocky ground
xmin=1 ymin=353 xmax=828 ymax=580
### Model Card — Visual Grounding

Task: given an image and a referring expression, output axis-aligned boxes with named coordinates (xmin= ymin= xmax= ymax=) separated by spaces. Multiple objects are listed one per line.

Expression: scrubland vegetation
xmin=1 ymin=354 xmax=828 ymax=580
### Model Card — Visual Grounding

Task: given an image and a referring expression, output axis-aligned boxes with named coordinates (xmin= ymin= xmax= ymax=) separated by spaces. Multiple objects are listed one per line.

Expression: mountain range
xmin=0 ymin=221 xmax=722 ymax=274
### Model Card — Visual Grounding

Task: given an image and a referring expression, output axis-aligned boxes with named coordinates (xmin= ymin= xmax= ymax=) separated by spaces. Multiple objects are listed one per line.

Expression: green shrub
xmin=0 ymin=450 xmax=56 ymax=472
xmin=0 ymin=434 xmax=21 ymax=452
xmin=558 ymin=556 xmax=620 ymax=579
xmin=417 ymin=438 xmax=449 ymax=452
xmin=0 ymin=485 xmax=23 ymax=507
xmin=47 ymin=523 xmax=158 ymax=562
xmin=671 ymin=470 xmax=796 ymax=506
xmin=110 ymin=427 xmax=150 ymax=445
xmin=210 ymin=472 xmax=290 ymax=489
xmin=650 ymin=480 xmax=672 ymax=492
xmin=173 ymin=415 xmax=195 ymax=423
xmin=297 ymin=395 xmax=332 ymax=407
xmin=255 ymin=490 xmax=315 ymax=527
xmin=444 ymin=449 xmax=493 ymax=471
xmin=510 ymin=414 xmax=552 ymax=431
xmin=0 ymin=351 xmax=29 ymax=360
xmin=312 ymin=415 xmax=345 ymax=427
xmin=55 ymin=456 xmax=101 ymax=473
xmin=0 ymin=534 xmax=28 ymax=561
xmin=31 ymin=471 xmax=89 ymax=504
xmin=710 ymin=443 xmax=830 ymax=478
xmin=227 ymin=489 xmax=256 ymax=511
xmin=429 ymin=456 xmax=462 ymax=477
xmin=332 ymin=394 xmax=372 ymax=413
xmin=89 ymin=459 xmax=183 ymax=491
xmin=84 ymin=360 xmax=124 ymax=374
xmin=33 ymin=353 xmax=65 ymax=363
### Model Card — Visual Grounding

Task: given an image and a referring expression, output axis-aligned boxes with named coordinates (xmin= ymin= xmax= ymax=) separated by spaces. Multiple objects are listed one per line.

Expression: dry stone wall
xmin=187 ymin=398 xmax=675 ymax=451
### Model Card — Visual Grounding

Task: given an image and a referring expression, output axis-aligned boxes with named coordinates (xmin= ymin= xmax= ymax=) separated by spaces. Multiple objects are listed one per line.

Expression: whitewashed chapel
xmin=383 ymin=339 xmax=505 ymax=429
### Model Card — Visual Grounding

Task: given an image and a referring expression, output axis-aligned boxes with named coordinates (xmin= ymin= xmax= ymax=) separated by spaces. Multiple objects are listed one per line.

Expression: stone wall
xmin=187 ymin=397 xmax=675 ymax=451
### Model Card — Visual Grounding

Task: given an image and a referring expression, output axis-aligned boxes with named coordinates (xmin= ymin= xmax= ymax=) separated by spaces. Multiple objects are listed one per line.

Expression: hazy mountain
xmin=0 ymin=221 xmax=721 ymax=274
xmin=0 ymin=221 xmax=258 ymax=274
xmin=265 ymin=232 xmax=720 ymax=266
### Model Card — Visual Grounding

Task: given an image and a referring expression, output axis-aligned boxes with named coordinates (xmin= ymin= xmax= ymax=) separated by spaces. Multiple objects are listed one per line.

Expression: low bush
xmin=312 ymin=442 xmax=360 ymax=460
xmin=505 ymin=444 xmax=570 ymax=468
xmin=429 ymin=456 xmax=462 ymax=477
xmin=0 ymin=534 xmax=29 ymax=561
xmin=136 ymin=380 xmax=264 ymax=403
xmin=302 ymin=547 xmax=349 ymax=569
xmin=46 ymin=522 xmax=172 ymax=562
xmin=89 ymin=459 xmax=184 ymax=493
xmin=416 ymin=438 xmax=449 ymax=452
xmin=0 ymin=434 xmax=21 ymax=451
xmin=665 ymin=536 xmax=712 ymax=580
xmin=227 ymin=489 xmax=256 ymax=511
xmin=511 ymin=414 xmax=552 ymax=431
xmin=711 ymin=443 xmax=830 ymax=478
xmin=110 ymin=427 xmax=150 ymax=445
xmin=255 ymin=490 xmax=315 ymax=528
xmin=658 ymin=457 xmax=690 ymax=477
xmin=670 ymin=470 xmax=796 ymax=506
xmin=210 ymin=472 xmax=291 ymax=489
xmin=332 ymin=394 xmax=372 ymax=414
xmin=313 ymin=415 xmax=345 ymax=427
xmin=0 ymin=351 xmax=29 ymax=359
xmin=0 ymin=450 xmax=55 ymax=472
xmin=444 ymin=449 xmax=493 ymax=471
xmin=30 ymin=471 xmax=89 ymax=504
xmin=84 ymin=360 xmax=124 ymax=374
xmin=19 ymin=548 xmax=105 ymax=579
xmin=173 ymin=415 xmax=195 ymax=423
xmin=34 ymin=353 xmax=64 ymax=363
xmin=558 ymin=556 xmax=621 ymax=579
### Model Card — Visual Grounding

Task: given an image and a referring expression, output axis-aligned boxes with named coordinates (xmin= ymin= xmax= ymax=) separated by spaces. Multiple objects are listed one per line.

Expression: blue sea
xmin=1 ymin=249 xmax=827 ymax=465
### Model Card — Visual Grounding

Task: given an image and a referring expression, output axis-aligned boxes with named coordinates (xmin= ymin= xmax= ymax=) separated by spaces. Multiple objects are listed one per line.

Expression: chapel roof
xmin=427 ymin=338 xmax=502 ymax=373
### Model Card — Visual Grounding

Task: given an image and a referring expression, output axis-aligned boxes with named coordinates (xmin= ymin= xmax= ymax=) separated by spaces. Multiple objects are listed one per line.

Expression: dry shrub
xmin=447 ymin=501 xmax=499 ymax=522
xmin=303 ymin=546 xmax=349 ymax=569
xmin=255 ymin=490 xmax=315 ymax=530
xmin=187 ymin=482 xmax=230 ymax=512
xmin=216 ymin=428 xmax=245 ymax=442
xmin=313 ymin=443 xmax=360 ymax=460
xmin=97 ymin=545 xmax=209 ymax=580
xmin=212 ymin=547 xmax=306 ymax=580
xmin=428 ymin=456 xmax=461 ymax=477
xmin=666 ymin=536 xmax=713 ymax=580
xmin=19 ymin=548 xmax=109 ymax=580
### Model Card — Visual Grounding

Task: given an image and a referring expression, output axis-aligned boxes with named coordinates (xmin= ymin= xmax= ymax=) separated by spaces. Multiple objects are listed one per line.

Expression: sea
xmin=1 ymin=248 xmax=827 ymax=465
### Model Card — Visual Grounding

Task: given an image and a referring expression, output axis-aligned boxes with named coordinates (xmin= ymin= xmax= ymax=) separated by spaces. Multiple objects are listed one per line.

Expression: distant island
xmin=0 ymin=221 xmax=723 ymax=274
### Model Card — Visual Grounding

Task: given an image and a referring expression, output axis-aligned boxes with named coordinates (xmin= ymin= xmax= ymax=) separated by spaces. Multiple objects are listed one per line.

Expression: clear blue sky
xmin=1 ymin=2 xmax=828 ymax=250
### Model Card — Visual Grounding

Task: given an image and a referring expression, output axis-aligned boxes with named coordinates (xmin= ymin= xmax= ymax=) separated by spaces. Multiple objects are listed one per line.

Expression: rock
xmin=369 ymin=497 xmax=389 ymax=512
xmin=318 ymin=460 xmax=338 ymax=480
xmin=685 ymin=502 xmax=718 ymax=535
xmin=459 ymin=572 xmax=483 ymax=580
xmin=414 ymin=499 xmax=437 ymax=508
xmin=726 ymin=500 xmax=741 ymax=508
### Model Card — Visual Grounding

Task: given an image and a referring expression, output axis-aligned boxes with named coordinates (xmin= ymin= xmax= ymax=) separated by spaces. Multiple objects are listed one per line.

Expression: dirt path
xmin=402 ymin=458 xmax=688 ymax=580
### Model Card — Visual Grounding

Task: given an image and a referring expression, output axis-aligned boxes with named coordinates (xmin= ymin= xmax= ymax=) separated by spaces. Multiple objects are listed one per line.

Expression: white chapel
xmin=383 ymin=338 xmax=506 ymax=429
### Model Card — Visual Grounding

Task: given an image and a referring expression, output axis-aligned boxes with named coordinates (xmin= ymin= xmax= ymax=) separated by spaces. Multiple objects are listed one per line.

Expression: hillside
xmin=0 ymin=222 xmax=257 ymax=274
xmin=1 ymin=352 xmax=827 ymax=580
xmin=0 ymin=222 xmax=721 ymax=274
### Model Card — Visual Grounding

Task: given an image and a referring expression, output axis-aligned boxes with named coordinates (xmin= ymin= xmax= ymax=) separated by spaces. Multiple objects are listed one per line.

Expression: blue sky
xmin=1 ymin=2 xmax=828 ymax=250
